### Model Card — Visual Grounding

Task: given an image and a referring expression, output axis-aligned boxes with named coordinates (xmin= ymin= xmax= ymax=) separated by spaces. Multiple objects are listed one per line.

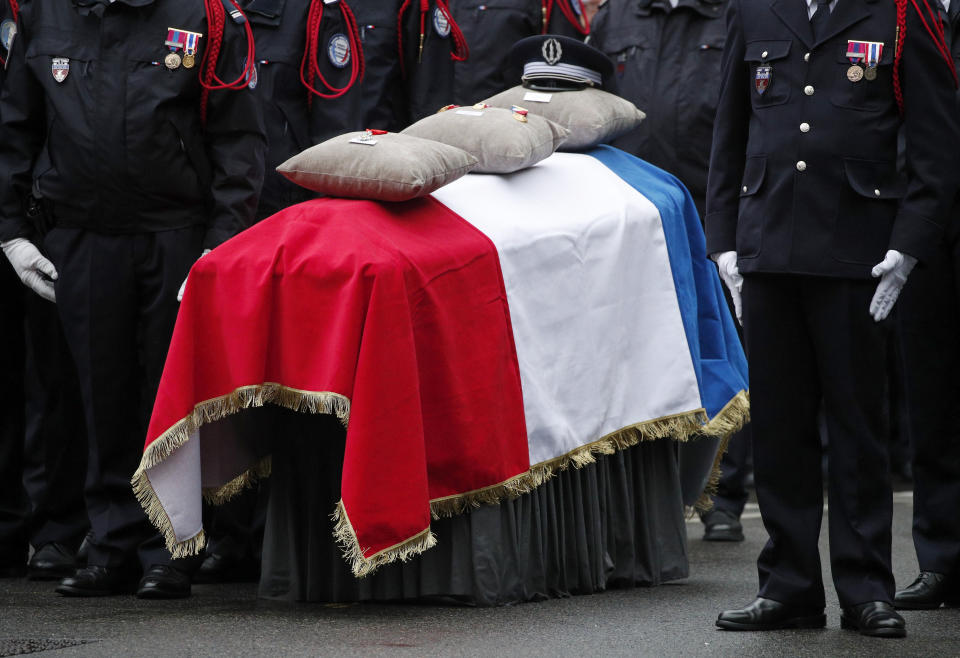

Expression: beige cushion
xmin=483 ymin=86 xmax=646 ymax=151
xmin=276 ymin=131 xmax=478 ymax=202
xmin=401 ymin=106 xmax=569 ymax=174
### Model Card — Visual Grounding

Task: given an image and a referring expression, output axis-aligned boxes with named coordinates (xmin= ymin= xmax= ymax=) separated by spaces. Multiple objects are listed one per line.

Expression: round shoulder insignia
xmin=1 ymin=19 xmax=17 ymax=52
xmin=327 ymin=33 xmax=351 ymax=68
xmin=433 ymin=7 xmax=451 ymax=38
xmin=542 ymin=38 xmax=562 ymax=66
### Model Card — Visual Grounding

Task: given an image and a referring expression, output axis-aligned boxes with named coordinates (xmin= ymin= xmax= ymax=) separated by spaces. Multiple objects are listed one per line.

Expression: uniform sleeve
xmin=890 ymin=0 xmax=960 ymax=262
xmin=703 ymin=0 xmax=749 ymax=256
xmin=201 ymin=17 xmax=267 ymax=249
xmin=0 ymin=8 xmax=45 ymax=242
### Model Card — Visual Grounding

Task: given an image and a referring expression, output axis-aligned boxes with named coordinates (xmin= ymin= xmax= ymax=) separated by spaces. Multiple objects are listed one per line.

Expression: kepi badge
xmin=51 ymin=57 xmax=69 ymax=83
xmin=755 ymin=65 xmax=771 ymax=95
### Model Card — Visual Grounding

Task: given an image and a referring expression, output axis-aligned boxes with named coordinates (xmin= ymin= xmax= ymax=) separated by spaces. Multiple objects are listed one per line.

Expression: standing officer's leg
xmin=895 ymin=230 xmax=960 ymax=608
xmin=44 ymin=228 xmax=149 ymax=595
xmin=0 ymin=257 xmax=28 ymax=577
xmin=744 ymin=275 xmax=826 ymax=610
xmin=131 ymin=226 xmax=204 ymax=597
xmin=807 ymin=278 xmax=895 ymax=608
xmin=21 ymin=290 xmax=89 ymax=580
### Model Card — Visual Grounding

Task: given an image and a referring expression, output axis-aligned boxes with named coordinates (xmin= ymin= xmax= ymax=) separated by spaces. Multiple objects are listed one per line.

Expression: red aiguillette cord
xmin=397 ymin=0 xmax=468 ymax=78
xmin=300 ymin=0 xmax=366 ymax=105
xmin=541 ymin=0 xmax=590 ymax=35
xmin=199 ymin=0 xmax=257 ymax=123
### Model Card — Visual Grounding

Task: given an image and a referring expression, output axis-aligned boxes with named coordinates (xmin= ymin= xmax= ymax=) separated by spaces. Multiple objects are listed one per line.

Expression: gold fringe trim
xmin=331 ymin=500 xmax=438 ymax=578
xmin=694 ymin=390 xmax=751 ymax=512
xmin=202 ymin=456 xmax=273 ymax=505
xmin=431 ymin=408 xmax=711 ymax=519
xmin=131 ymin=384 xmax=351 ymax=558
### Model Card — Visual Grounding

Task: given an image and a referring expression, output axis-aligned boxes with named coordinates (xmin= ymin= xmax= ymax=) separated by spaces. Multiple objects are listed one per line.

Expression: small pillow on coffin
xmin=277 ymin=131 xmax=479 ymax=202
xmin=483 ymin=86 xmax=646 ymax=151
xmin=401 ymin=106 xmax=569 ymax=174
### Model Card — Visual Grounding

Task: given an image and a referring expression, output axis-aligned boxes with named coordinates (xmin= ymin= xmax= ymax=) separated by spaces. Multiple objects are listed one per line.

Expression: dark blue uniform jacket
xmin=705 ymin=0 xmax=960 ymax=278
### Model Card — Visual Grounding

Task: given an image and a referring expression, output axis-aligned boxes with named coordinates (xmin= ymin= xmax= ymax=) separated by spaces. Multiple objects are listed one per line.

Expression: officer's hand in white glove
xmin=869 ymin=249 xmax=916 ymax=322
xmin=712 ymin=250 xmax=743 ymax=325
xmin=177 ymin=248 xmax=211 ymax=303
xmin=1 ymin=238 xmax=58 ymax=303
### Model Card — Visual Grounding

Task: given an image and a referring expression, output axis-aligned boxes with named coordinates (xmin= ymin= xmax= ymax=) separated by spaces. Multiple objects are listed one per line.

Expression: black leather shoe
xmin=701 ymin=509 xmax=744 ymax=542
xmin=136 ymin=565 xmax=191 ymax=599
xmin=895 ymin=571 xmax=959 ymax=610
xmin=56 ymin=566 xmax=137 ymax=597
xmin=840 ymin=601 xmax=906 ymax=638
xmin=716 ymin=597 xmax=826 ymax=631
xmin=28 ymin=543 xmax=77 ymax=581
xmin=194 ymin=552 xmax=258 ymax=584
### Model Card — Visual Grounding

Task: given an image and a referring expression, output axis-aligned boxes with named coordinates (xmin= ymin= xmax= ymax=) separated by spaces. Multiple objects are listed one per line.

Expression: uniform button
xmin=742 ymin=185 xmax=748 ymax=192
xmin=800 ymin=122 xmax=810 ymax=133
xmin=804 ymin=85 xmax=815 ymax=95
xmin=761 ymin=50 xmax=769 ymax=58
xmin=804 ymin=52 xmax=811 ymax=62
xmin=874 ymin=189 xmax=881 ymax=196
xmin=796 ymin=160 xmax=807 ymax=172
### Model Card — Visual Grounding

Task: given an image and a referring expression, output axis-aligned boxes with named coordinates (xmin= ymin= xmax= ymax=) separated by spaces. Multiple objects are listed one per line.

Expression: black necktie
xmin=810 ymin=0 xmax=831 ymax=41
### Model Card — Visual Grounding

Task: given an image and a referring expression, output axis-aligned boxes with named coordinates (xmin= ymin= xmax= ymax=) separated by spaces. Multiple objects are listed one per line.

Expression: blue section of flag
xmin=587 ymin=145 xmax=748 ymax=420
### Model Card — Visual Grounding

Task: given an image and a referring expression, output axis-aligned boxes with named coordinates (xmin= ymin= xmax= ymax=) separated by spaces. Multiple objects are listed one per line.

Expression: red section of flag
xmin=145 ymin=196 xmax=529 ymax=561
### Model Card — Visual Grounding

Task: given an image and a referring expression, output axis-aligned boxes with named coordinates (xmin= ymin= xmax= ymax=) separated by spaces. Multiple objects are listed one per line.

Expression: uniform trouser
xmin=0 ymin=259 xmax=28 ymax=564
xmin=44 ymin=226 xmax=203 ymax=571
xmin=0 ymin=257 xmax=88 ymax=559
xmin=742 ymin=273 xmax=894 ymax=609
xmin=897 ymin=231 xmax=960 ymax=576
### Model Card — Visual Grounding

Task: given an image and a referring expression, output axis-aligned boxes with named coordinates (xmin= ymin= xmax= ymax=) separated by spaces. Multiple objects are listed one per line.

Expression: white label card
xmin=455 ymin=109 xmax=484 ymax=116
xmin=349 ymin=137 xmax=377 ymax=146
xmin=523 ymin=91 xmax=553 ymax=103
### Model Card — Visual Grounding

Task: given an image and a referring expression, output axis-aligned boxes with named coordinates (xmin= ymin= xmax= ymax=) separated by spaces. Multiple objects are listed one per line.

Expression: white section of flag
xmin=433 ymin=153 xmax=703 ymax=467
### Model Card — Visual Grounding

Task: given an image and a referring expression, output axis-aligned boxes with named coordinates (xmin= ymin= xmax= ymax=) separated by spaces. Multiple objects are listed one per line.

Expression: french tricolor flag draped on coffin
xmin=132 ymin=146 xmax=749 ymax=577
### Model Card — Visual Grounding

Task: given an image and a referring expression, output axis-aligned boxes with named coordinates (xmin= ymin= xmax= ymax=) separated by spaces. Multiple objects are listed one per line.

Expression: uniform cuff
xmin=704 ymin=211 xmax=738 ymax=256
xmin=888 ymin=208 xmax=943 ymax=265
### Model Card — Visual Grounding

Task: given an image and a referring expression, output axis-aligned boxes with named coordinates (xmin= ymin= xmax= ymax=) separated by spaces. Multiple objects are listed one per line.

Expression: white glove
xmin=1 ymin=238 xmax=57 ymax=303
xmin=712 ymin=250 xmax=743 ymax=324
xmin=869 ymin=249 xmax=916 ymax=322
xmin=177 ymin=248 xmax=211 ymax=302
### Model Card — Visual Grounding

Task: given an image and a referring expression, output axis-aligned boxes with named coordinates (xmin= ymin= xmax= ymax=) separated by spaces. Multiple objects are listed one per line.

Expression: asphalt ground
xmin=1 ymin=489 xmax=957 ymax=657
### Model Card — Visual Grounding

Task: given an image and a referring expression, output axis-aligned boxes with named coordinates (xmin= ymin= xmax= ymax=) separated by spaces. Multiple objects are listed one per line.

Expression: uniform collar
xmin=637 ymin=0 xmax=724 ymax=18
xmin=73 ymin=0 xmax=156 ymax=15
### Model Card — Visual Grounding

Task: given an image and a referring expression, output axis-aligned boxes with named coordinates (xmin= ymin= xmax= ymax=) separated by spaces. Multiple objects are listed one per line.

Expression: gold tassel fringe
xmin=331 ymin=500 xmax=438 ymax=578
xmin=202 ymin=456 xmax=273 ymax=505
xmin=132 ymin=382 xmax=748 ymax=572
xmin=131 ymin=384 xmax=351 ymax=558
xmin=693 ymin=390 xmax=751 ymax=512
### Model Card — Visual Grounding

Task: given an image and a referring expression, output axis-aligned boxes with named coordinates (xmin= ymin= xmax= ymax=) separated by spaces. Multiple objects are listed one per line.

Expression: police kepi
xmin=509 ymin=34 xmax=618 ymax=94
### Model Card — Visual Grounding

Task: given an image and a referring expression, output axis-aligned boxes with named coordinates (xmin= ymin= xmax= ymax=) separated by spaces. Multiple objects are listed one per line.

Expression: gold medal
xmin=164 ymin=52 xmax=182 ymax=70
xmin=864 ymin=65 xmax=877 ymax=81
xmin=182 ymin=53 xmax=195 ymax=69
xmin=846 ymin=64 xmax=863 ymax=82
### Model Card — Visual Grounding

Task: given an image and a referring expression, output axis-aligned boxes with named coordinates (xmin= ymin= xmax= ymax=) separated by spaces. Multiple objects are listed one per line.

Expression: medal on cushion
xmin=511 ymin=105 xmax=529 ymax=123
xmin=164 ymin=27 xmax=187 ymax=70
xmin=181 ymin=31 xmax=202 ymax=69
